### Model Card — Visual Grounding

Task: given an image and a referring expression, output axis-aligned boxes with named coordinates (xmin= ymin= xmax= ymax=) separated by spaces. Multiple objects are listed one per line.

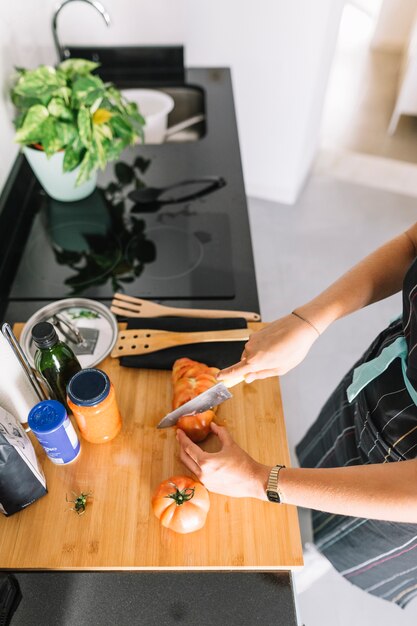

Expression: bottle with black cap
xmin=31 ymin=321 xmax=81 ymax=412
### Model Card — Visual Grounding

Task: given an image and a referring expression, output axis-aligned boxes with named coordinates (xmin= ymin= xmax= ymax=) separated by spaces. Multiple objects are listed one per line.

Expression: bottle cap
xmin=67 ymin=368 xmax=110 ymax=407
xmin=31 ymin=321 xmax=58 ymax=349
xmin=28 ymin=400 xmax=67 ymax=434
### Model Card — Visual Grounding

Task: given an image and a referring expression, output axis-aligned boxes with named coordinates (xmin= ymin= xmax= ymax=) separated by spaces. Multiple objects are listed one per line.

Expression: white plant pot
xmin=23 ymin=146 xmax=97 ymax=202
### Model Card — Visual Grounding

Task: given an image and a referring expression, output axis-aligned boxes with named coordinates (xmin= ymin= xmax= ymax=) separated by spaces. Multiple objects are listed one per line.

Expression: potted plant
xmin=10 ymin=58 xmax=145 ymax=202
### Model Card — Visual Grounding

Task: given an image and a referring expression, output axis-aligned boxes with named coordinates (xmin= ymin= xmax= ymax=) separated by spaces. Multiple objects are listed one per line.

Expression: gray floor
xmin=248 ymin=171 xmax=417 ymax=624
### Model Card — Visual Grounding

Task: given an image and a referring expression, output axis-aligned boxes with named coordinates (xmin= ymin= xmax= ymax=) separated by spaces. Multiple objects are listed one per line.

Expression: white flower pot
xmin=23 ymin=146 xmax=97 ymax=202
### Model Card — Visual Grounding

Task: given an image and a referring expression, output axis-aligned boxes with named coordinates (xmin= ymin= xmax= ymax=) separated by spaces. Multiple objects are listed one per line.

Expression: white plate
xmin=20 ymin=299 xmax=118 ymax=369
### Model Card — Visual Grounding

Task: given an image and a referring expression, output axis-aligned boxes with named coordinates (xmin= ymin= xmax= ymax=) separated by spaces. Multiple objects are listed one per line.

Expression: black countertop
xmin=0 ymin=67 xmax=259 ymax=324
xmin=9 ymin=572 xmax=299 ymax=626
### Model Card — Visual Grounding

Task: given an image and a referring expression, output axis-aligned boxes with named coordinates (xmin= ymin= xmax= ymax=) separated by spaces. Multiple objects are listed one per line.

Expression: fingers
xmin=210 ymin=422 xmax=234 ymax=446
xmin=176 ymin=429 xmax=202 ymax=461
xmin=217 ymin=360 xmax=253 ymax=382
xmin=219 ymin=363 xmax=280 ymax=384
xmin=245 ymin=368 xmax=280 ymax=382
xmin=178 ymin=445 xmax=201 ymax=477
xmin=176 ymin=429 xmax=203 ymax=477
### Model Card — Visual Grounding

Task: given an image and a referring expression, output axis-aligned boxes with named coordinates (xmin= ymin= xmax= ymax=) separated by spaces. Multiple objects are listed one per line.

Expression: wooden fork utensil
xmin=111 ymin=328 xmax=253 ymax=357
xmin=111 ymin=293 xmax=261 ymax=322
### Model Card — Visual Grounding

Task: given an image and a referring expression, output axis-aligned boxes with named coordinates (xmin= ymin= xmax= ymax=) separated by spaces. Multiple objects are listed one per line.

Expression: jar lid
xmin=67 ymin=368 xmax=110 ymax=407
xmin=31 ymin=322 xmax=58 ymax=349
xmin=28 ymin=400 xmax=67 ymax=433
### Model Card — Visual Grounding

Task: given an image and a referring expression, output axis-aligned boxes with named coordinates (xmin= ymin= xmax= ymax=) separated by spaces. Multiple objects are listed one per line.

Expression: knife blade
xmin=157 ymin=377 xmax=244 ymax=429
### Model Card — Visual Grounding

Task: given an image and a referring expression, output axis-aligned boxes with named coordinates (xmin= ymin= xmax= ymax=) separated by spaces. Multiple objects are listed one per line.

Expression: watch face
xmin=266 ymin=490 xmax=281 ymax=503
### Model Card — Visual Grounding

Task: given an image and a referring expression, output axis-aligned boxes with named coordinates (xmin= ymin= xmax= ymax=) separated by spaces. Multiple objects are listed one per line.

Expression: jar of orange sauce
xmin=67 ymin=368 xmax=122 ymax=443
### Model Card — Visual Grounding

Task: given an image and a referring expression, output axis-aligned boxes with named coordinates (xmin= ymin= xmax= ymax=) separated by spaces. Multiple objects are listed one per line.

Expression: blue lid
xmin=28 ymin=400 xmax=67 ymax=433
xmin=67 ymin=368 xmax=110 ymax=407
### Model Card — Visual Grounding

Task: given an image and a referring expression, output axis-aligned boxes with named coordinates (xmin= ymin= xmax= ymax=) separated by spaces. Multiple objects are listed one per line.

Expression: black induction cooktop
xmin=2 ymin=69 xmax=260 ymax=327
xmin=10 ymin=182 xmax=234 ymax=300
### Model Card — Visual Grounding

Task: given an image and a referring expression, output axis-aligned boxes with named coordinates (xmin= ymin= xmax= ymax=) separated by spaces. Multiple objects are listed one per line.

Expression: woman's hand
xmin=218 ymin=313 xmax=319 ymax=384
xmin=176 ymin=422 xmax=270 ymax=500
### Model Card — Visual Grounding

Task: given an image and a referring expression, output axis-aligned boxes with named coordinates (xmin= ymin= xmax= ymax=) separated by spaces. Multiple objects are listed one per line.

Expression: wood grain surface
xmin=0 ymin=323 xmax=303 ymax=571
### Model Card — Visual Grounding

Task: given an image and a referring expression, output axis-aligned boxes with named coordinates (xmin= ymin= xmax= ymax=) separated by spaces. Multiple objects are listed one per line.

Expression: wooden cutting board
xmin=0 ymin=323 xmax=303 ymax=571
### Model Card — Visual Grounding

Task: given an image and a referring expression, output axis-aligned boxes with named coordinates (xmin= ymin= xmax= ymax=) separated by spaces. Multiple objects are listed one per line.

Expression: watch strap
xmin=266 ymin=464 xmax=286 ymax=503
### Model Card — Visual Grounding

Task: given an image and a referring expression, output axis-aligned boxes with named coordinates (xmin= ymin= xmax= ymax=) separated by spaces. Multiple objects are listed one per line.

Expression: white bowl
xmin=122 ymin=89 xmax=175 ymax=144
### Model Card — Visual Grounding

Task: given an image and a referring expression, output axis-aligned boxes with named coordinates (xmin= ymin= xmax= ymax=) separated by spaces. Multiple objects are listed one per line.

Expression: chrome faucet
xmin=52 ymin=0 xmax=111 ymax=62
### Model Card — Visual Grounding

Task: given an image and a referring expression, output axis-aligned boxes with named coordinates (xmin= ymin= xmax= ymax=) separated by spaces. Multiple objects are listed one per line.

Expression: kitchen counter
xmin=2 ymin=324 xmax=302 ymax=625
xmin=0 ymin=65 xmax=301 ymax=625
xmin=0 ymin=68 xmax=259 ymax=324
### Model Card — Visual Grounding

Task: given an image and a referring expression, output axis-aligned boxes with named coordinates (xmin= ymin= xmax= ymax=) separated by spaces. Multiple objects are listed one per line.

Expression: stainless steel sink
xmin=161 ymin=86 xmax=206 ymax=142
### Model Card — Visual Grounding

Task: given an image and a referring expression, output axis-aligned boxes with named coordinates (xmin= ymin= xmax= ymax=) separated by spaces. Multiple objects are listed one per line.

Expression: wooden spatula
xmin=111 ymin=293 xmax=261 ymax=322
xmin=111 ymin=328 xmax=252 ymax=357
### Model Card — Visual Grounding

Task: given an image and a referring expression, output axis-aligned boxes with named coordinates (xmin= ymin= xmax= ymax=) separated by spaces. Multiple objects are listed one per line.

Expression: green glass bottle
xmin=31 ymin=321 xmax=82 ymax=413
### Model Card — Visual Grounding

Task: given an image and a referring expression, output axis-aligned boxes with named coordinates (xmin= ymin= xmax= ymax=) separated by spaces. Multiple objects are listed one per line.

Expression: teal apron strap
xmin=400 ymin=355 xmax=417 ymax=406
xmin=347 ymin=336 xmax=409 ymax=403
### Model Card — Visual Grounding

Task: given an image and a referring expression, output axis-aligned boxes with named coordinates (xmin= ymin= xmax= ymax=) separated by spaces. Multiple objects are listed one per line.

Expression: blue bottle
xmin=28 ymin=400 xmax=81 ymax=465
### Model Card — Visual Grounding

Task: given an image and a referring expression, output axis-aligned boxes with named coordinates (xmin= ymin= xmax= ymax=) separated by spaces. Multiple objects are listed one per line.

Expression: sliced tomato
xmin=171 ymin=358 xmax=220 ymax=442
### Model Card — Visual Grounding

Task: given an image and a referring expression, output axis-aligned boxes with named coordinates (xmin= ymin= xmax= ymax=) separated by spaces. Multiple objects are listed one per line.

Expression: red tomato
xmin=171 ymin=358 xmax=220 ymax=442
xmin=172 ymin=358 xmax=219 ymax=443
xmin=176 ymin=410 xmax=215 ymax=443
xmin=152 ymin=475 xmax=210 ymax=534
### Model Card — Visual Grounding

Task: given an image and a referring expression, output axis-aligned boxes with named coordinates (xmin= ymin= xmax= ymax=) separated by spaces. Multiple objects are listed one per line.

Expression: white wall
xmin=184 ymin=0 xmax=345 ymax=204
xmin=372 ymin=0 xmax=417 ymax=51
xmin=0 ymin=1 xmax=344 ymax=204
xmin=0 ymin=2 xmax=60 ymax=192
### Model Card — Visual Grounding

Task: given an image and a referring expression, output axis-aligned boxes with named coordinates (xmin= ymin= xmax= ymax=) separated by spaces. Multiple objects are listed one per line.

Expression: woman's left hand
xmin=176 ymin=422 xmax=270 ymax=500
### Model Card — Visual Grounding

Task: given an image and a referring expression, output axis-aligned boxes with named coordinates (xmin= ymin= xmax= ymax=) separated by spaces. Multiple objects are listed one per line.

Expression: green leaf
xmin=11 ymin=92 xmax=47 ymax=109
xmin=105 ymin=137 xmax=129 ymax=162
xmin=55 ymin=121 xmax=77 ymax=147
xmin=72 ymin=75 xmax=104 ymax=102
xmin=63 ymin=145 xmax=83 ymax=172
xmin=96 ymin=123 xmax=112 ymax=140
xmin=15 ymin=104 xmax=49 ymax=144
xmin=109 ymin=115 xmax=133 ymax=139
xmin=124 ymin=101 xmax=145 ymax=125
xmin=58 ymin=58 xmax=100 ymax=77
xmin=92 ymin=126 xmax=106 ymax=170
xmin=84 ymin=89 xmax=105 ymax=108
xmin=12 ymin=65 xmax=62 ymax=99
xmin=56 ymin=86 xmax=72 ymax=106
xmin=48 ymin=97 xmax=73 ymax=121
xmin=77 ymin=107 xmax=92 ymax=148
xmin=76 ymin=150 xmax=96 ymax=186
xmin=106 ymin=86 xmax=123 ymax=107
xmin=13 ymin=111 xmax=26 ymax=130
xmin=89 ymin=95 xmax=104 ymax=113
xmin=40 ymin=116 xmax=63 ymax=156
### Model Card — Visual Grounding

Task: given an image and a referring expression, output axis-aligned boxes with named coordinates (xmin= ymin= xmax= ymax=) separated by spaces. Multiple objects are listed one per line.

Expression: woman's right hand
xmin=218 ymin=313 xmax=319 ymax=383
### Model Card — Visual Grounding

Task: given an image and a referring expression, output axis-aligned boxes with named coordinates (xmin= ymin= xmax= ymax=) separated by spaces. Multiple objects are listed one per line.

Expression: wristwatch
xmin=266 ymin=464 xmax=286 ymax=503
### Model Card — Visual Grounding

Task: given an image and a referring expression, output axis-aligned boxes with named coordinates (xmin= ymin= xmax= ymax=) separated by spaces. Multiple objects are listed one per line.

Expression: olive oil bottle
xmin=32 ymin=322 xmax=81 ymax=412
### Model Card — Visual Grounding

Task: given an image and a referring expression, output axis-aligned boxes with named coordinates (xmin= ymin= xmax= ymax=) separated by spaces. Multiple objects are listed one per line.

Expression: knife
xmin=156 ymin=377 xmax=244 ymax=429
